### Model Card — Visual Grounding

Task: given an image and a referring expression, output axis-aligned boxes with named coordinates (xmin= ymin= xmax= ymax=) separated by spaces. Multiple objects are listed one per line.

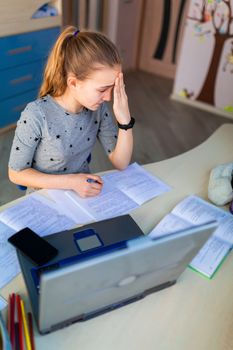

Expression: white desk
xmin=1 ymin=124 xmax=233 ymax=350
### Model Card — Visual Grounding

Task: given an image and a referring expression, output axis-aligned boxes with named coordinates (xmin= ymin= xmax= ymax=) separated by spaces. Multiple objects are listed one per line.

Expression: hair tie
xmin=73 ymin=29 xmax=80 ymax=37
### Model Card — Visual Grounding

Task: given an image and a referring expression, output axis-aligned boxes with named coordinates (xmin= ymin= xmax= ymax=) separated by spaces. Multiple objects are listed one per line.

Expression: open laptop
xmin=17 ymin=215 xmax=217 ymax=334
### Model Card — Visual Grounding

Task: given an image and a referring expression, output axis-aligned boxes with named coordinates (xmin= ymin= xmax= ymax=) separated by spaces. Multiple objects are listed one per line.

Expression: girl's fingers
xmin=89 ymin=182 xmax=103 ymax=190
xmin=119 ymin=73 xmax=127 ymax=98
xmin=119 ymin=73 xmax=124 ymax=89
xmin=117 ymin=74 xmax=123 ymax=95
xmin=114 ymin=76 xmax=119 ymax=86
xmin=113 ymin=74 xmax=129 ymax=119
xmin=86 ymin=187 xmax=102 ymax=196
xmin=114 ymin=77 xmax=120 ymax=100
xmin=86 ymin=174 xmax=103 ymax=184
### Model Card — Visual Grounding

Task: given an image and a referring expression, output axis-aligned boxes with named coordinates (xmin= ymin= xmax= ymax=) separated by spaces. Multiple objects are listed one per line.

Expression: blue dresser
xmin=0 ymin=26 xmax=60 ymax=128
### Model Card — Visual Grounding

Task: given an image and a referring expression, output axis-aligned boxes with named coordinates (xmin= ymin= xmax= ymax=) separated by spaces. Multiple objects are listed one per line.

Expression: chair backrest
xmin=17 ymin=185 xmax=27 ymax=191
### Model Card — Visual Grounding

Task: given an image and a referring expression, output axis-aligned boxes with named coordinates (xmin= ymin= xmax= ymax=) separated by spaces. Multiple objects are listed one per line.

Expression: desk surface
xmin=1 ymin=124 xmax=233 ymax=350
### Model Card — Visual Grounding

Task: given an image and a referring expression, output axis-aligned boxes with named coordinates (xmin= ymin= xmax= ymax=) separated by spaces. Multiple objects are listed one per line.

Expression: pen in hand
xmin=87 ymin=177 xmax=102 ymax=185
xmin=86 ymin=178 xmax=102 ymax=184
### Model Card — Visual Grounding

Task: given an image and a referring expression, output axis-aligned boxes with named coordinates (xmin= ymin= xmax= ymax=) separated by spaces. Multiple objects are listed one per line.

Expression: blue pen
xmin=86 ymin=178 xmax=99 ymax=184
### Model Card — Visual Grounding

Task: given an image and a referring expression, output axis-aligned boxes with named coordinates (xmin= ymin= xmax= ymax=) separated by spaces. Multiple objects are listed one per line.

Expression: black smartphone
xmin=8 ymin=227 xmax=58 ymax=265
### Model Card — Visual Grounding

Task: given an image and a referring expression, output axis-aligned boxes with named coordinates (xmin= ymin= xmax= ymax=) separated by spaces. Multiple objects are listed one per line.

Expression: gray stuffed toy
xmin=208 ymin=163 xmax=233 ymax=208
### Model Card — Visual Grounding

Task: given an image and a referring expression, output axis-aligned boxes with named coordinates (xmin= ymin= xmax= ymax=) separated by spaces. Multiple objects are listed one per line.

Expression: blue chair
xmin=86 ymin=153 xmax=91 ymax=164
xmin=17 ymin=185 xmax=27 ymax=191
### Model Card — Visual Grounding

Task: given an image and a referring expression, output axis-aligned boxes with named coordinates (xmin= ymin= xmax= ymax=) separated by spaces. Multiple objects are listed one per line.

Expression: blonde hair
xmin=39 ymin=26 xmax=121 ymax=97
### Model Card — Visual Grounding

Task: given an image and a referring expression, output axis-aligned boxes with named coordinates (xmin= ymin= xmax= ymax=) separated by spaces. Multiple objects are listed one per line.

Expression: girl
xmin=8 ymin=26 xmax=134 ymax=198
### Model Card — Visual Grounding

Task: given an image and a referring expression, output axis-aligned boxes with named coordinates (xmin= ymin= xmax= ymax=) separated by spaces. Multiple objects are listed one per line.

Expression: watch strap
xmin=117 ymin=117 xmax=135 ymax=130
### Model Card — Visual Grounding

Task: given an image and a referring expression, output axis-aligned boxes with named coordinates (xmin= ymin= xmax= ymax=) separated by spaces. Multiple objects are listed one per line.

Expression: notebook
xmin=17 ymin=215 xmax=217 ymax=334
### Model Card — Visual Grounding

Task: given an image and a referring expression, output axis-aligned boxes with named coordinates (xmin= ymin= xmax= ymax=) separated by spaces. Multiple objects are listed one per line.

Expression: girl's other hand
xmin=69 ymin=173 xmax=103 ymax=198
xmin=113 ymin=73 xmax=131 ymax=125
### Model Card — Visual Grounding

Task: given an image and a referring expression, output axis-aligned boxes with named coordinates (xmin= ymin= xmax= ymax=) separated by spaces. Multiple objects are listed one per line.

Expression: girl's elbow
xmin=116 ymin=163 xmax=128 ymax=171
xmin=108 ymin=152 xmax=131 ymax=170
xmin=113 ymin=161 xmax=130 ymax=171
xmin=8 ymin=168 xmax=19 ymax=184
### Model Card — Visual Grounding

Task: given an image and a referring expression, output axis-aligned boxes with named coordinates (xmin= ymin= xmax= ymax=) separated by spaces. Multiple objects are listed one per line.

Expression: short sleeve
xmin=97 ymin=103 xmax=118 ymax=155
xmin=8 ymin=102 xmax=43 ymax=171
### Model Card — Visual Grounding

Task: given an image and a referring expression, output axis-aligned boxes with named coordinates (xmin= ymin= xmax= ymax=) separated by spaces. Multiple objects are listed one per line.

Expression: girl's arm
xmin=8 ymin=167 xmax=103 ymax=198
xmin=108 ymin=128 xmax=133 ymax=170
xmin=108 ymin=73 xmax=133 ymax=170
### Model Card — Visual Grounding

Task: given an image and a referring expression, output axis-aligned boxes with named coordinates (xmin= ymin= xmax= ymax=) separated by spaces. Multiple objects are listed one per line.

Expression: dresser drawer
xmin=0 ymin=60 xmax=45 ymax=101
xmin=0 ymin=27 xmax=60 ymax=70
xmin=0 ymin=89 xmax=38 ymax=127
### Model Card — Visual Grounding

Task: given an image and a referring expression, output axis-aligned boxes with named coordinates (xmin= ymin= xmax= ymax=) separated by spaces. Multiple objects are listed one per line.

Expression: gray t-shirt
xmin=9 ymin=95 xmax=118 ymax=174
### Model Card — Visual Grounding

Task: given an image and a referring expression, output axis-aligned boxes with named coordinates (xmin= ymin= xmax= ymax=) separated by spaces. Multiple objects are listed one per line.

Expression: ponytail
xmin=39 ymin=26 xmax=121 ymax=98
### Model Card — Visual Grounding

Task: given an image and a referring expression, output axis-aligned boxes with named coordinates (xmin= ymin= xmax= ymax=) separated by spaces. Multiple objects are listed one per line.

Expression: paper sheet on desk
xmin=66 ymin=181 xmax=138 ymax=221
xmin=48 ymin=189 xmax=94 ymax=224
xmin=49 ymin=184 xmax=138 ymax=224
xmin=0 ymin=193 xmax=75 ymax=237
xmin=189 ymin=236 xmax=231 ymax=277
xmin=0 ymin=194 xmax=75 ymax=288
xmin=0 ymin=221 xmax=19 ymax=288
xmin=149 ymin=195 xmax=233 ymax=278
xmin=102 ymin=163 xmax=171 ymax=205
xmin=48 ymin=163 xmax=171 ymax=224
xmin=0 ymin=296 xmax=7 ymax=310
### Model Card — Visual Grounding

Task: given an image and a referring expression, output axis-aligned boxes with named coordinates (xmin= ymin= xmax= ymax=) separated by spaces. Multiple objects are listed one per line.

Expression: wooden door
xmin=138 ymin=0 xmax=189 ymax=79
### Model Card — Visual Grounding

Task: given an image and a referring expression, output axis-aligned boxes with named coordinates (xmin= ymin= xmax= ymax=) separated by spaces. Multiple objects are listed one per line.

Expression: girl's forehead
xmin=88 ymin=65 xmax=121 ymax=85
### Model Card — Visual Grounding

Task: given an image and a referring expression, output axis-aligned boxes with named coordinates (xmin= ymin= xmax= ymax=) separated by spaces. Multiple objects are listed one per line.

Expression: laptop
xmin=17 ymin=215 xmax=217 ymax=334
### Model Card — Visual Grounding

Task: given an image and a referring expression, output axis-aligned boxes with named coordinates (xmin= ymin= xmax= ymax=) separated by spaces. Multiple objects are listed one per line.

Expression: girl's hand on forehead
xmin=113 ymin=73 xmax=131 ymax=125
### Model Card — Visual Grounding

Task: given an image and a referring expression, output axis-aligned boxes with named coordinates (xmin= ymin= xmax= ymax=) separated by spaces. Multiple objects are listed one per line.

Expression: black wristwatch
xmin=117 ymin=117 xmax=135 ymax=130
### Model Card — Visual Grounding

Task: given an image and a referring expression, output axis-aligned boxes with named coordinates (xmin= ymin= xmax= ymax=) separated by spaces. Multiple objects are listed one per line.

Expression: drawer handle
xmin=8 ymin=46 xmax=32 ymax=56
xmin=10 ymin=75 xmax=33 ymax=85
xmin=13 ymin=103 xmax=27 ymax=112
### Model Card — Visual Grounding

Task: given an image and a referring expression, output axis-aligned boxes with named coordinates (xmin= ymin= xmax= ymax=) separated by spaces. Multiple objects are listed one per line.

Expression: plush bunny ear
xmin=208 ymin=163 xmax=233 ymax=206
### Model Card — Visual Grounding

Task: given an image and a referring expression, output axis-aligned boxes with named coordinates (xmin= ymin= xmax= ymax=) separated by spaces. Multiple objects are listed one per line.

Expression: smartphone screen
xmin=8 ymin=227 xmax=58 ymax=265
